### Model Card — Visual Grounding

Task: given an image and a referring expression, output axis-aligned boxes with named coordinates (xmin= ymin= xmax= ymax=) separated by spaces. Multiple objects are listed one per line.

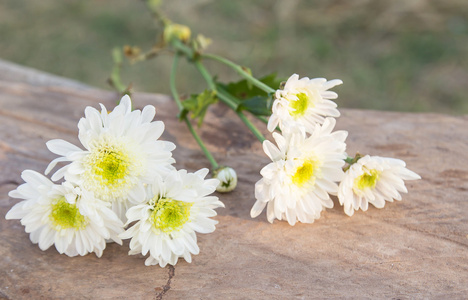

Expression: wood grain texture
xmin=0 ymin=60 xmax=467 ymax=299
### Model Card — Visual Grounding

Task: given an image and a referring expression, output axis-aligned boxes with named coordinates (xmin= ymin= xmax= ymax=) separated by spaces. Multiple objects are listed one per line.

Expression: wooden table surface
xmin=0 ymin=59 xmax=467 ymax=299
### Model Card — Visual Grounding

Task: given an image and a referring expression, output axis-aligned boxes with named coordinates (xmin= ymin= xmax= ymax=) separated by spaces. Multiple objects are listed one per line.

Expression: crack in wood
xmin=155 ymin=265 xmax=175 ymax=300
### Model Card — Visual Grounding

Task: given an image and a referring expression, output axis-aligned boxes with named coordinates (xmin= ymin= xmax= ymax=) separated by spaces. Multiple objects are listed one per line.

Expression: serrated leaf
xmin=223 ymin=73 xmax=283 ymax=100
xmin=181 ymin=97 xmax=198 ymax=111
xmin=181 ymin=90 xmax=218 ymax=127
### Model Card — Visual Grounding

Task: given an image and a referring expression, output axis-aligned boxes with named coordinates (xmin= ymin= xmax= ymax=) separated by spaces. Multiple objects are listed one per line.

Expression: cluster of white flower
xmin=6 ymin=74 xmax=421 ymax=266
xmin=6 ymin=95 xmax=224 ymax=267
xmin=251 ymin=74 xmax=421 ymax=224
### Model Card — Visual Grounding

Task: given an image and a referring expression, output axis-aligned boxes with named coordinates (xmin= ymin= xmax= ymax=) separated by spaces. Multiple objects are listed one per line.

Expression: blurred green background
xmin=1 ymin=0 xmax=467 ymax=113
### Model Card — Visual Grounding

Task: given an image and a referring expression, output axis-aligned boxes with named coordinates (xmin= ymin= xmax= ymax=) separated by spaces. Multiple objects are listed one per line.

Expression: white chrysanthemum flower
xmin=45 ymin=95 xmax=176 ymax=221
xmin=6 ymin=170 xmax=124 ymax=257
xmin=251 ymin=118 xmax=347 ymax=225
xmin=120 ymin=168 xmax=224 ymax=267
xmin=213 ymin=166 xmax=237 ymax=193
xmin=267 ymin=74 xmax=343 ymax=133
xmin=338 ymin=155 xmax=421 ymax=216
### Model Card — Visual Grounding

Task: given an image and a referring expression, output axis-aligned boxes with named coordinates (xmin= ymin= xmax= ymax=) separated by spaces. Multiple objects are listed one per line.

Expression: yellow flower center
xmin=50 ymin=198 xmax=88 ymax=230
xmin=289 ymin=92 xmax=311 ymax=117
xmin=292 ymin=160 xmax=316 ymax=187
xmin=150 ymin=198 xmax=192 ymax=233
xmin=91 ymin=147 xmax=130 ymax=186
xmin=354 ymin=169 xmax=380 ymax=190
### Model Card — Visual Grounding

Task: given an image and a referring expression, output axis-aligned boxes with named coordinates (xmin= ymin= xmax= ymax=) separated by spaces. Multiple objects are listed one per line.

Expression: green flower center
xmin=292 ymin=160 xmax=315 ymax=187
xmin=150 ymin=198 xmax=192 ymax=233
xmin=354 ymin=169 xmax=380 ymax=190
xmin=289 ymin=92 xmax=310 ymax=117
xmin=91 ymin=146 xmax=130 ymax=186
xmin=50 ymin=198 xmax=88 ymax=230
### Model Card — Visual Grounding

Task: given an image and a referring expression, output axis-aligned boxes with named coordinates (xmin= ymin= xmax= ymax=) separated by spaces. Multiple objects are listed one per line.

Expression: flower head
xmin=6 ymin=170 xmax=124 ymax=257
xmin=268 ymin=74 xmax=343 ymax=133
xmin=45 ymin=95 xmax=176 ymax=221
xmin=120 ymin=168 xmax=224 ymax=267
xmin=251 ymin=118 xmax=347 ymax=225
xmin=338 ymin=155 xmax=421 ymax=216
xmin=213 ymin=166 xmax=237 ymax=193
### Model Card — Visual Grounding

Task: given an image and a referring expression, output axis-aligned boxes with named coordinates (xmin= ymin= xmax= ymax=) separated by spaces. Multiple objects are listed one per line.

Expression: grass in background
xmin=0 ymin=0 xmax=467 ymax=114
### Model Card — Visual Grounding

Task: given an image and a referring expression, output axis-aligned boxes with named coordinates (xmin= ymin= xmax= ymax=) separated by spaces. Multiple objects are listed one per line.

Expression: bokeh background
xmin=1 ymin=0 xmax=467 ymax=113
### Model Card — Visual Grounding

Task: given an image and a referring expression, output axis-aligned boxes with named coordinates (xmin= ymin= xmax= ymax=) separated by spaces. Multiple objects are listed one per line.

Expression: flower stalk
xmin=108 ymin=47 xmax=131 ymax=96
xmin=202 ymin=53 xmax=275 ymax=95
xmin=170 ymin=54 xmax=219 ymax=170
xmin=192 ymin=59 xmax=266 ymax=143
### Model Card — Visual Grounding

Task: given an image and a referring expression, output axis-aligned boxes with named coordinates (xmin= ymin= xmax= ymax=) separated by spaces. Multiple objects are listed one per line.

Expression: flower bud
xmin=213 ymin=167 xmax=237 ymax=193
xmin=164 ymin=23 xmax=191 ymax=44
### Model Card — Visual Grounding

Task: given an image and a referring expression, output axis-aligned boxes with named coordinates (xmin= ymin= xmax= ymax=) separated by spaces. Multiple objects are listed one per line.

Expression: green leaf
xmin=181 ymin=90 xmax=218 ymax=127
xmin=222 ymin=73 xmax=283 ymax=100
xmin=238 ymin=96 xmax=273 ymax=116
xmin=177 ymin=108 xmax=189 ymax=122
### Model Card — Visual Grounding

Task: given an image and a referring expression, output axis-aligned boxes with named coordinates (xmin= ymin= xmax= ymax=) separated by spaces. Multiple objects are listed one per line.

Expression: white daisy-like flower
xmin=338 ymin=155 xmax=421 ymax=216
xmin=120 ymin=168 xmax=224 ymax=267
xmin=45 ymin=95 xmax=176 ymax=221
xmin=267 ymin=73 xmax=343 ymax=133
xmin=251 ymin=118 xmax=347 ymax=225
xmin=6 ymin=170 xmax=124 ymax=257
xmin=213 ymin=166 xmax=237 ymax=193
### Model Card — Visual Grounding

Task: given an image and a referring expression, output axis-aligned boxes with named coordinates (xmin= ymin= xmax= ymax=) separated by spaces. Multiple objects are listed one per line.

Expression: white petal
xmin=45 ymin=157 xmax=70 ymax=175
xmin=262 ymin=140 xmax=281 ymax=161
xmin=250 ymin=200 xmax=267 ymax=218
xmin=141 ymin=105 xmax=156 ymax=123
xmin=46 ymin=139 xmax=81 ymax=156
xmin=21 ymin=170 xmax=53 ymax=188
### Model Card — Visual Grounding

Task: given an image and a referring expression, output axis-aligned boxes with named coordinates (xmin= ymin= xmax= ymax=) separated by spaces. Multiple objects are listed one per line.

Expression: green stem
xmin=193 ymin=60 xmax=216 ymax=90
xmin=216 ymin=84 xmax=269 ymax=125
xmin=216 ymin=89 xmax=266 ymax=142
xmin=171 ymin=39 xmax=195 ymax=60
xmin=184 ymin=118 xmax=219 ymax=170
xmin=193 ymin=60 xmax=266 ymax=143
xmin=109 ymin=47 xmax=129 ymax=96
xmin=170 ymin=55 xmax=184 ymax=111
xmin=170 ymin=39 xmax=267 ymax=143
xmin=202 ymin=53 xmax=275 ymax=94
xmin=170 ymin=54 xmax=219 ymax=170
xmin=171 ymin=39 xmax=274 ymax=97
xmin=208 ymin=78 xmax=239 ymax=110
xmin=237 ymin=112 xmax=266 ymax=143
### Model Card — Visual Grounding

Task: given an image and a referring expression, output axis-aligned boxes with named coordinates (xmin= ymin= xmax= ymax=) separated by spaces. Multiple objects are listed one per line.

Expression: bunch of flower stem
xmin=110 ymin=7 xmax=276 ymax=176
xmin=169 ymin=38 xmax=268 ymax=143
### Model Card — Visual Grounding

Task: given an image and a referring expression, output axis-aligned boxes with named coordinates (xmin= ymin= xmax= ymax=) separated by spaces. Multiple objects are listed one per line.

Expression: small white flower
xmin=268 ymin=74 xmax=342 ymax=133
xmin=338 ymin=155 xmax=421 ymax=216
xmin=6 ymin=170 xmax=124 ymax=257
xmin=45 ymin=95 xmax=176 ymax=221
xmin=213 ymin=167 xmax=237 ymax=192
xmin=251 ymin=118 xmax=347 ymax=225
xmin=120 ymin=168 xmax=224 ymax=267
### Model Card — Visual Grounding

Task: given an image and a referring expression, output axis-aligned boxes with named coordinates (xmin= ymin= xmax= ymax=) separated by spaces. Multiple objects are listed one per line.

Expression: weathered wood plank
xmin=0 ymin=61 xmax=467 ymax=299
